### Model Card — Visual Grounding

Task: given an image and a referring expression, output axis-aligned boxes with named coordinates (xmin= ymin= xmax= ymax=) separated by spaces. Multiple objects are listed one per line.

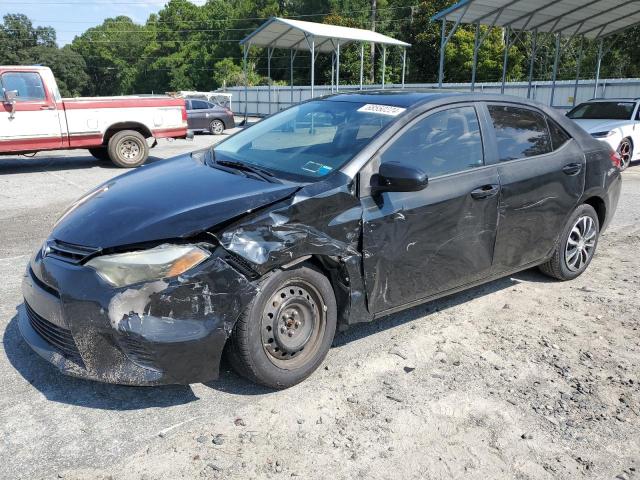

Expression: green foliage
xmin=2 ymin=4 xmax=640 ymax=96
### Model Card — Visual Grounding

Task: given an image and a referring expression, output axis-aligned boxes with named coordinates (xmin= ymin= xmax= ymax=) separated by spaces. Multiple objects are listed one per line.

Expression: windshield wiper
xmin=215 ymin=159 xmax=278 ymax=183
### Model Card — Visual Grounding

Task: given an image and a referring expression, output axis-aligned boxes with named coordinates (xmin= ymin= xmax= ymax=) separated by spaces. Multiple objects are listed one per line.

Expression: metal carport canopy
xmin=240 ymin=17 xmax=411 ymax=52
xmin=239 ymin=17 xmax=411 ymax=117
xmin=433 ymin=0 xmax=640 ymax=39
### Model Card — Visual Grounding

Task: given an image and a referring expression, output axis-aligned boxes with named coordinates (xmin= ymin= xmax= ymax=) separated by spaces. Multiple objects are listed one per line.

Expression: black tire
xmin=209 ymin=119 xmax=225 ymax=135
xmin=107 ymin=130 xmax=149 ymax=168
xmin=227 ymin=265 xmax=337 ymax=389
xmin=88 ymin=147 xmax=110 ymax=162
xmin=618 ymin=138 xmax=633 ymax=171
xmin=539 ymin=204 xmax=600 ymax=281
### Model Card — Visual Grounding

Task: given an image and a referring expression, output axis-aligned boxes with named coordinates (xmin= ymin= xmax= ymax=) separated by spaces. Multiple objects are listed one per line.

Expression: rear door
xmin=187 ymin=100 xmax=210 ymax=130
xmin=361 ymin=104 xmax=501 ymax=313
xmin=0 ymin=70 xmax=63 ymax=152
xmin=484 ymin=103 xmax=586 ymax=272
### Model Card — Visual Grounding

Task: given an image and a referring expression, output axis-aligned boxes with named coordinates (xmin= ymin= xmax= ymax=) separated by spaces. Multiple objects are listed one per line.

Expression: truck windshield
xmin=214 ymin=100 xmax=400 ymax=182
xmin=567 ymin=102 xmax=636 ymax=120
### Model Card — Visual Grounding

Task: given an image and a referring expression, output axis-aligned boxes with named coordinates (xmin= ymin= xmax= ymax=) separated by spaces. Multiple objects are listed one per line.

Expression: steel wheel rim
xmin=261 ymin=280 xmax=326 ymax=370
xmin=211 ymin=120 xmax=224 ymax=135
xmin=618 ymin=140 xmax=632 ymax=168
xmin=119 ymin=139 xmax=141 ymax=163
xmin=564 ymin=215 xmax=597 ymax=272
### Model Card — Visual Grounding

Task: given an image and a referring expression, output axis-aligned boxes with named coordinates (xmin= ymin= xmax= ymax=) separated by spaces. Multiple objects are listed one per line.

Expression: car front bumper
xmin=20 ymin=247 xmax=256 ymax=386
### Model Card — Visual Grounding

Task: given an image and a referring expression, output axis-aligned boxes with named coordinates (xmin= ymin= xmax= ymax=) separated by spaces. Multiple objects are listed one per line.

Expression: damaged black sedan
xmin=20 ymin=92 xmax=621 ymax=388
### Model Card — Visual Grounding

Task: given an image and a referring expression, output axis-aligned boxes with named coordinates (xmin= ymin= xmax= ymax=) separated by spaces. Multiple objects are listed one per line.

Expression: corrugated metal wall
xmin=226 ymin=78 xmax=640 ymax=116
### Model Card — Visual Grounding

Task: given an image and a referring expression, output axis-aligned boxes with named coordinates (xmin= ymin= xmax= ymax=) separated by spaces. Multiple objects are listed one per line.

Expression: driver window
xmin=1 ymin=72 xmax=46 ymax=102
xmin=380 ymin=106 xmax=484 ymax=178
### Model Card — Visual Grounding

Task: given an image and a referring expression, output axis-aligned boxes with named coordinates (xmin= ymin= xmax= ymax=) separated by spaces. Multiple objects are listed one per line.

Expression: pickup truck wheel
xmin=88 ymin=148 xmax=110 ymax=162
xmin=209 ymin=119 xmax=225 ymax=135
xmin=226 ymin=265 xmax=337 ymax=389
xmin=107 ymin=130 xmax=149 ymax=168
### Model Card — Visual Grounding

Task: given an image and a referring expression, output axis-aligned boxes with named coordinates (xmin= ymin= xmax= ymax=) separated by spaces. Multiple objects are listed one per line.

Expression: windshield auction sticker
xmin=357 ymin=104 xmax=406 ymax=116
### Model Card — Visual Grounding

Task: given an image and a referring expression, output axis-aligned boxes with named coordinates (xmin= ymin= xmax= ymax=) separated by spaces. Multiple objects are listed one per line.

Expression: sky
xmin=0 ymin=0 xmax=205 ymax=46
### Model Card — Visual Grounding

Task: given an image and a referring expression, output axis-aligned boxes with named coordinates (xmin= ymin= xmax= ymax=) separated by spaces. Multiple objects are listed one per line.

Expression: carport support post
xmin=471 ymin=22 xmax=480 ymax=92
xmin=550 ymin=33 xmax=561 ymax=108
xmin=359 ymin=43 xmax=364 ymax=90
xmin=267 ymin=47 xmax=273 ymax=115
xmin=381 ymin=45 xmax=386 ymax=89
xmin=242 ymin=42 xmax=249 ymax=122
xmin=290 ymin=49 xmax=295 ymax=105
xmin=501 ymin=26 xmax=510 ymax=94
xmin=309 ymin=35 xmax=315 ymax=98
xmin=438 ymin=19 xmax=446 ymax=87
xmin=336 ymin=42 xmax=340 ymax=92
xmin=527 ymin=29 xmax=538 ymax=99
xmin=594 ymin=38 xmax=603 ymax=98
xmin=572 ymin=36 xmax=584 ymax=107
xmin=331 ymin=53 xmax=335 ymax=92
xmin=401 ymin=48 xmax=406 ymax=88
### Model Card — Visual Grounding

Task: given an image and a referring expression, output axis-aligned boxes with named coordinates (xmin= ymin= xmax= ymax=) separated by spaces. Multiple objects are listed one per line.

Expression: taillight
xmin=610 ymin=150 xmax=621 ymax=169
xmin=181 ymin=103 xmax=188 ymax=122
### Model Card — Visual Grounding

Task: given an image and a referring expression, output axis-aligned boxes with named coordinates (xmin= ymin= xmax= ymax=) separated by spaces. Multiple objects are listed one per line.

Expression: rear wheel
xmin=88 ymin=147 xmax=110 ymax=162
xmin=107 ymin=130 xmax=149 ymax=168
xmin=226 ymin=265 xmax=337 ymax=389
xmin=618 ymin=138 xmax=633 ymax=171
xmin=539 ymin=204 xmax=600 ymax=281
xmin=209 ymin=119 xmax=225 ymax=135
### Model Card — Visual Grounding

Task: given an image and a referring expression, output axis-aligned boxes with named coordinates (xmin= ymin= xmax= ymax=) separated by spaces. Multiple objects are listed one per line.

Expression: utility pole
xmin=370 ymin=0 xmax=376 ymax=84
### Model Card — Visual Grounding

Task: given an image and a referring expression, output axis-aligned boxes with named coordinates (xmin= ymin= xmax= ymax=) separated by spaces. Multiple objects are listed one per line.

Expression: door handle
xmin=39 ymin=105 xmax=55 ymax=110
xmin=471 ymin=184 xmax=500 ymax=200
xmin=562 ymin=163 xmax=582 ymax=176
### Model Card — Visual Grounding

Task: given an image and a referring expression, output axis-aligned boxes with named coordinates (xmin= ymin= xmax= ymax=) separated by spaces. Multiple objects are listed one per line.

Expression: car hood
xmin=51 ymin=152 xmax=299 ymax=249
xmin=571 ymin=118 xmax=632 ymax=133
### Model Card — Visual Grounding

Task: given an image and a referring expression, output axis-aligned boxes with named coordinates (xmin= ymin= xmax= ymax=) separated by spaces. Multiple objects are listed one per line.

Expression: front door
xmin=361 ymin=104 xmax=500 ymax=314
xmin=0 ymin=70 xmax=63 ymax=152
xmin=484 ymin=104 xmax=586 ymax=272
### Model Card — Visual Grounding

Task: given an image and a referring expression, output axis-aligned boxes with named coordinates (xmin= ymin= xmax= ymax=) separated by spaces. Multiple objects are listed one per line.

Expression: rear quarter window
xmin=546 ymin=117 xmax=571 ymax=151
xmin=488 ymin=105 xmax=552 ymax=162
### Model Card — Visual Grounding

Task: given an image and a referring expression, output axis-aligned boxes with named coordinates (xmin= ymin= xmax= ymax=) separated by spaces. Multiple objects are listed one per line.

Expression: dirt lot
xmin=1 ymin=136 xmax=639 ymax=480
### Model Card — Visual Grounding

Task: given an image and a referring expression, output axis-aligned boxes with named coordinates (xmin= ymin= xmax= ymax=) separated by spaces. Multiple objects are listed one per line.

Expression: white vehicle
xmin=567 ymin=98 xmax=640 ymax=170
xmin=1 ymin=66 xmax=190 ymax=168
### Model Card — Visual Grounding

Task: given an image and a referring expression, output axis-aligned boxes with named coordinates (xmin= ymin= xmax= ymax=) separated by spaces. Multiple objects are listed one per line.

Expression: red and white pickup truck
xmin=0 ymin=66 xmax=191 ymax=167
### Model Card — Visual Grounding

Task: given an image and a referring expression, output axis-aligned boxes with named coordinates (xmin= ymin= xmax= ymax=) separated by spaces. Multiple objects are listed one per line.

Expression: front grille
xmin=45 ymin=239 xmax=100 ymax=264
xmin=25 ymin=302 xmax=81 ymax=361
xmin=118 ymin=336 xmax=160 ymax=371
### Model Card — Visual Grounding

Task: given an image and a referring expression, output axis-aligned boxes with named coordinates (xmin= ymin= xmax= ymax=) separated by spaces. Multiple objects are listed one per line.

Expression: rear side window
xmin=488 ymin=105 xmax=552 ymax=161
xmin=381 ymin=106 xmax=484 ymax=178
xmin=192 ymin=100 xmax=209 ymax=110
xmin=1 ymin=71 xmax=46 ymax=102
xmin=547 ymin=117 xmax=571 ymax=150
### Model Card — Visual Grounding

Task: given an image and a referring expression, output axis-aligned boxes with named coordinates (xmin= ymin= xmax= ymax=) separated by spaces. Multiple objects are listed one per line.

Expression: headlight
xmin=86 ymin=244 xmax=210 ymax=288
xmin=591 ymin=131 xmax=615 ymax=138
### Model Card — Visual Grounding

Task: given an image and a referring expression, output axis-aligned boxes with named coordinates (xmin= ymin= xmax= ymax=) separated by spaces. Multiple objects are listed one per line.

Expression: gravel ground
xmin=0 ymin=135 xmax=639 ymax=480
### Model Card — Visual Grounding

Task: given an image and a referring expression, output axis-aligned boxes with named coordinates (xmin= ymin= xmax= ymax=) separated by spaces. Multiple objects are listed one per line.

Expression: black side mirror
xmin=371 ymin=161 xmax=428 ymax=195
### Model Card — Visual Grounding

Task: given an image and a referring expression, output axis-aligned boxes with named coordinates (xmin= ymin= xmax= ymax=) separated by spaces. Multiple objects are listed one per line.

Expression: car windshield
xmin=213 ymin=100 xmax=399 ymax=181
xmin=567 ymin=101 xmax=636 ymax=120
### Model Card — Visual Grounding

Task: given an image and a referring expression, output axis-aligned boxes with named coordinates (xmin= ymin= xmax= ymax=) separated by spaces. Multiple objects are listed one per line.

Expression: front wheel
xmin=107 ymin=130 xmax=149 ymax=168
xmin=539 ymin=204 xmax=600 ymax=281
xmin=226 ymin=265 xmax=337 ymax=389
xmin=618 ymin=138 xmax=633 ymax=171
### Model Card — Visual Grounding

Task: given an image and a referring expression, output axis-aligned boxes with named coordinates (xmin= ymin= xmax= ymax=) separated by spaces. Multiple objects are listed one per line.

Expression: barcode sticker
xmin=357 ymin=104 xmax=406 ymax=116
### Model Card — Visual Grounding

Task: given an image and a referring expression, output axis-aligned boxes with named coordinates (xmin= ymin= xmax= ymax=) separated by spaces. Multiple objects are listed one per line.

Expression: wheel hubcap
xmin=565 ymin=215 xmax=597 ymax=272
xmin=618 ymin=141 xmax=632 ymax=167
xmin=212 ymin=121 xmax=223 ymax=134
xmin=119 ymin=139 xmax=141 ymax=161
xmin=261 ymin=281 xmax=326 ymax=369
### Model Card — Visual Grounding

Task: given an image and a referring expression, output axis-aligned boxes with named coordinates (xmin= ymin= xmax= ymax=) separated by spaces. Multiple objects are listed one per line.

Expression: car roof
xmin=581 ymin=98 xmax=640 ymax=103
xmin=323 ymin=90 xmax=549 ymax=110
